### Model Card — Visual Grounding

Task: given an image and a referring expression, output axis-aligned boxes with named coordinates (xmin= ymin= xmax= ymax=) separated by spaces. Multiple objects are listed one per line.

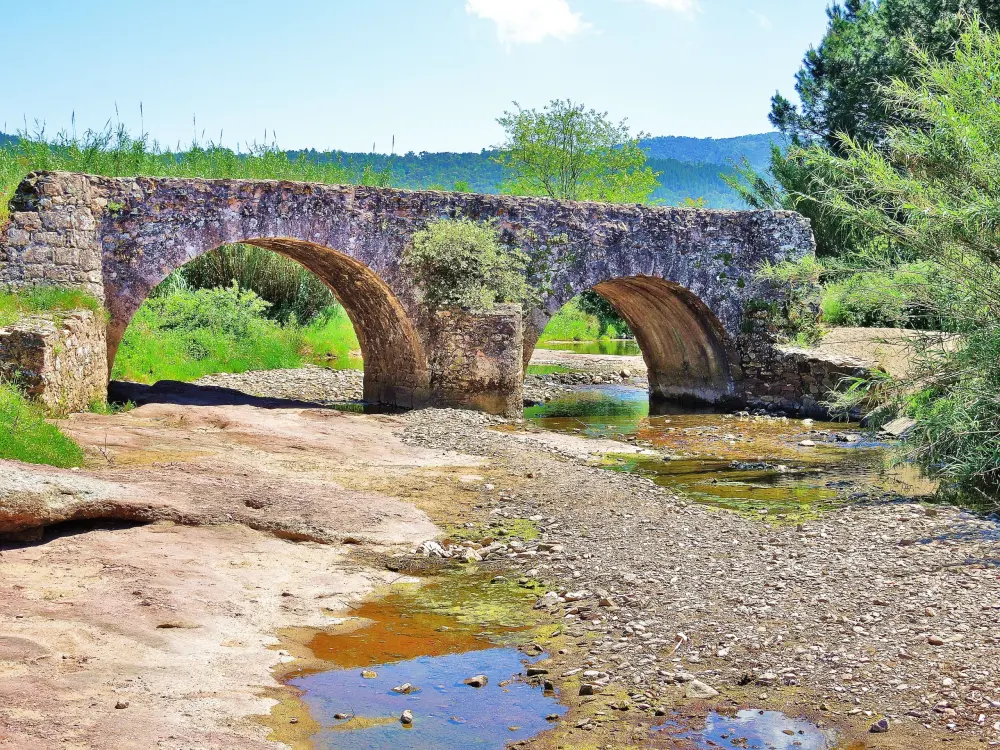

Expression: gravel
xmin=401 ymin=407 xmax=1000 ymax=744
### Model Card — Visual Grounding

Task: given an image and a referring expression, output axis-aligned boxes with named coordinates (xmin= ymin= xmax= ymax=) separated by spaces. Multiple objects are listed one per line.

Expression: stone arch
xmin=530 ymin=276 xmax=739 ymax=406
xmin=106 ymin=238 xmax=429 ymax=408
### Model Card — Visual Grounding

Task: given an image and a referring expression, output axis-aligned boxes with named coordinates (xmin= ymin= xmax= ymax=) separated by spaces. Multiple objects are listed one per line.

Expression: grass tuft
xmin=0 ymin=380 xmax=84 ymax=468
xmin=0 ymin=287 xmax=103 ymax=328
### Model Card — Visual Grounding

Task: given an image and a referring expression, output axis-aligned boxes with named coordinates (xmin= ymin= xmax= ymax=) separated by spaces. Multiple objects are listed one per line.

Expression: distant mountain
xmin=3 ymin=131 xmax=781 ymax=209
xmin=639 ymin=132 xmax=785 ymax=171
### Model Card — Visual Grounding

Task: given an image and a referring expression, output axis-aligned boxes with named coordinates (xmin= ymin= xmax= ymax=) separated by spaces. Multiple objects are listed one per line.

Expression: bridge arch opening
xmin=533 ymin=277 xmax=738 ymax=406
xmin=106 ymin=238 xmax=429 ymax=407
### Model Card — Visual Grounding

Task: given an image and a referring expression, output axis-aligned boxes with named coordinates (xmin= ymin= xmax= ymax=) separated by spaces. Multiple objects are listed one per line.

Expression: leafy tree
xmin=771 ymin=0 xmax=1000 ymax=151
xmin=403 ymin=218 xmax=533 ymax=311
xmin=578 ymin=291 xmax=632 ymax=338
xmin=493 ymin=99 xmax=659 ymax=203
xmin=805 ymin=20 xmax=1000 ymax=490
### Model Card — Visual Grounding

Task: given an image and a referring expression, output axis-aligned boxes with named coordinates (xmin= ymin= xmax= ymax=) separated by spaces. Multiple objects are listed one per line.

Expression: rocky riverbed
xmin=398 ymin=408 xmax=1000 ymax=748
xmin=1 ymin=366 xmax=997 ymax=749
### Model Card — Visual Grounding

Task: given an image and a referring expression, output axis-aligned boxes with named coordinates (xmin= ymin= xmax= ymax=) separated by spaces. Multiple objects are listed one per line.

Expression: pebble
xmin=684 ymin=680 xmax=720 ymax=699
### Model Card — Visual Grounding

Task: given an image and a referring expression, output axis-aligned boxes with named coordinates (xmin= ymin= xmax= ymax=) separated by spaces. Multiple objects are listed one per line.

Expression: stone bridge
xmin=1 ymin=171 xmax=816 ymax=416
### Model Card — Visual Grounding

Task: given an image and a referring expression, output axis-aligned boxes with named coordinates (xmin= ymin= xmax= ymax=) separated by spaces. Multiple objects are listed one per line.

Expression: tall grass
xmin=0 ymin=122 xmax=393 ymax=223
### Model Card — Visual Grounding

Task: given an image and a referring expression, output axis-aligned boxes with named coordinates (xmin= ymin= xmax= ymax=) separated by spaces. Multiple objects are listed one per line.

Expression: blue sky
xmin=3 ymin=1 xmax=830 ymax=153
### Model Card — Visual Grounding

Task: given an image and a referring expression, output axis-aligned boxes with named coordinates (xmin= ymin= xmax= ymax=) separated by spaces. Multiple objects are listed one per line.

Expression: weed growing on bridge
xmin=0 ymin=380 xmax=84 ymax=468
xmin=0 ymin=287 xmax=103 ymax=328
xmin=404 ymin=218 xmax=532 ymax=311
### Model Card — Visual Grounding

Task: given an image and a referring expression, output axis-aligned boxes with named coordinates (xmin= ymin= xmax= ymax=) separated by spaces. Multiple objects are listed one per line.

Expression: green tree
xmin=577 ymin=291 xmax=632 ymax=338
xmin=771 ymin=0 xmax=1000 ymax=150
xmin=494 ymin=99 xmax=659 ymax=203
xmin=805 ymin=20 xmax=1000 ymax=490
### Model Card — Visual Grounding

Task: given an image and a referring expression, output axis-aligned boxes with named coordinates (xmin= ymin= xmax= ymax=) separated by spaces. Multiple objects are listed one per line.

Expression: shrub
xmin=181 ymin=244 xmax=334 ymax=322
xmin=112 ymin=284 xmax=305 ymax=383
xmin=403 ymin=218 xmax=532 ymax=311
xmin=538 ymin=298 xmax=602 ymax=342
xmin=820 ymin=262 xmax=944 ymax=329
xmin=754 ymin=255 xmax=824 ymax=345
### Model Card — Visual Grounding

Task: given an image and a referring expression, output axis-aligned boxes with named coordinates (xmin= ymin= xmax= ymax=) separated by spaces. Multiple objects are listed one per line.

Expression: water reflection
xmin=536 ymin=340 xmax=642 ymax=356
xmin=656 ymin=710 xmax=840 ymax=750
xmin=525 ymin=385 xmax=939 ymax=518
xmin=293 ymin=649 xmax=564 ymax=749
xmin=278 ymin=576 xmax=565 ymax=748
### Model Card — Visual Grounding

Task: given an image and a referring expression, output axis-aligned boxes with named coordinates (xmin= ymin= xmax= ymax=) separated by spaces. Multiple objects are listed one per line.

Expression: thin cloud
xmin=749 ymin=9 xmax=772 ymax=28
xmin=629 ymin=0 xmax=701 ymax=18
xmin=465 ymin=0 xmax=590 ymax=45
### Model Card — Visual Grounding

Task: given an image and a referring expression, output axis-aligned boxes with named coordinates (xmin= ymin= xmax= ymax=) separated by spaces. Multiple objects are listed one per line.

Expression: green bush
xmin=403 ymin=218 xmax=532 ymax=311
xmin=112 ymin=284 xmax=303 ymax=383
xmin=0 ymin=380 xmax=84 ymax=468
xmin=754 ymin=256 xmax=824 ymax=345
xmin=821 ymin=263 xmax=943 ymax=328
xmin=181 ymin=244 xmax=334 ymax=322
xmin=538 ymin=298 xmax=602 ymax=342
xmin=112 ymin=284 xmax=362 ymax=384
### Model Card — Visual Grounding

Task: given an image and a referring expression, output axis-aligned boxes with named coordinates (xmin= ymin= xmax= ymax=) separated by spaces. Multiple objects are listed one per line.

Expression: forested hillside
xmin=640 ymin=133 xmax=784 ymax=170
xmin=2 ymin=131 xmax=779 ymax=208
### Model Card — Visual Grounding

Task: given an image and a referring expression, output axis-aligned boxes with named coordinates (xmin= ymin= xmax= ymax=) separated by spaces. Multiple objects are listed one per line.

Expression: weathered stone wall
xmin=0 ymin=171 xmax=816 ymax=414
xmin=0 ymin=174 xmax=105 ymax=301
xmin=744 ymin=344 xmax=873 ymax=419
xmin=0 ymin=310 xmax=108 ymax=414
xmin=425 ymin=304 xmax=524 ymax=417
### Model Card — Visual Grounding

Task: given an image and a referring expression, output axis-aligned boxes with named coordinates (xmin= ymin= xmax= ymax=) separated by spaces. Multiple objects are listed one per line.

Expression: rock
xmin=114 ymin=701 xmax=129 ymax=709
xmin=881 ymin=417 xmax=917 ymax=438
xmin=526 ymin=667 xmax=548 ymax=677
xmin=391 ymin=683 xmax=416 ymax=694
xmin=361 ymin=670 xmax=377 ymax=679
xmin=334 ymin=713 xmax=350 ymax=720
xmin=534 ymin=592 xmax=561 ymax=610
xmin=400 ymin=709 xmax=413 ymax=725
xmin=757 ymin=672 xmax=778 ymax=686
xmin=579 ymin=683 xmax=599 ymax=696
xmin=927 ymin=635 xmax=946 ymax=646
xmin=799 ymin=440 xmax=816 ymax=447
xmin=464 ymin=674 xmax=488 ymax=688
xmin=546 ymin=713 xmax=560 ymax=721
xmin=684 ymin=680 xmax=719 ymax=699
xmin=457 ymin=547 xmax=482 ymax=563
xmin=869 ymin=718 xmax=890 ymax=734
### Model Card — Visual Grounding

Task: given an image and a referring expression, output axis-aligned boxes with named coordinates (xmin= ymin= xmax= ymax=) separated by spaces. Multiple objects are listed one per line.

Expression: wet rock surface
xmin=401 ymin=407 xmax=1000 ymax=745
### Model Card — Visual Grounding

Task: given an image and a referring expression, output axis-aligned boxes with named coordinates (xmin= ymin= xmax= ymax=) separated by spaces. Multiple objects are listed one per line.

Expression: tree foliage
xmin=494 ymin=100 xmax=659 ymax=203
xmin=805 ymin=20 xmax=1000 ymax=490
xmin=771 ymin=0 xmax=1000 ymax=151
xmin=403 ymin=219 xmax=532 ymax=311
